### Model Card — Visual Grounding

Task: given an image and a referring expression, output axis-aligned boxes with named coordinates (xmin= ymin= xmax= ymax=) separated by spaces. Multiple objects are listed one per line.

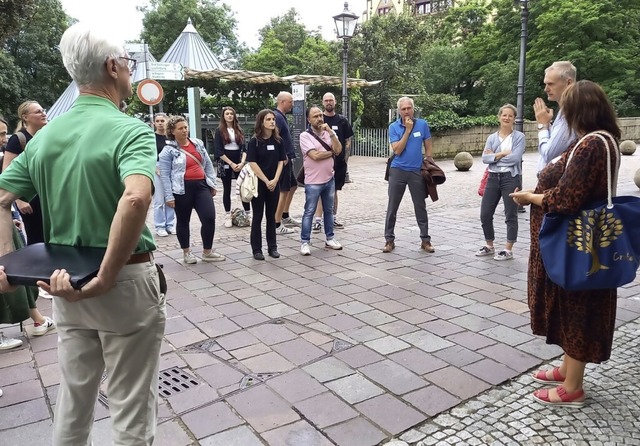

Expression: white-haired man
xmin=0 ymin=23 xmax=165 ymax=445
xmin=533 ymin=61 xmax=577 ymax=172
xmin=383 ymin=97 xmax=434 ymax=254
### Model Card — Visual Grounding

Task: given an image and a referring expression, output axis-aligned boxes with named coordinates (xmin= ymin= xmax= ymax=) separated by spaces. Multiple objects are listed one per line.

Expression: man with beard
xmin=299 ymin=106 xmax=343 ymax=255
xmin=311 ymin=92 xmax=354 ymax=233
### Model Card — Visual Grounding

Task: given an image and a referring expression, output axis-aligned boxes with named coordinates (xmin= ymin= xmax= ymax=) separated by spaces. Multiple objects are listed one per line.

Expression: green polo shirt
xmin=0 ymin=95 xmax=156 ymax=252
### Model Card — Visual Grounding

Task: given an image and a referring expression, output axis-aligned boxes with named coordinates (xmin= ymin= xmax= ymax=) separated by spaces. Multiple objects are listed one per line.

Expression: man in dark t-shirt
xmin=312 ymin=92 xmax=354 ymax=232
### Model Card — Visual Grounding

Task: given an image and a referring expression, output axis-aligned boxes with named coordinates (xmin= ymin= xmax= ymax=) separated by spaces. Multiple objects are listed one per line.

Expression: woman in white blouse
xmin=475 ymin=104 xmax=525 ymax=261
xmin=213 ymin=107 xmax=251 ymax=228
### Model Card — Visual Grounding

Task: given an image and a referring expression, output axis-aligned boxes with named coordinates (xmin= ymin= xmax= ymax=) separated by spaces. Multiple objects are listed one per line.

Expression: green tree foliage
xmin=138 ymin=0 xmax=241 ymax=63
xmin=1 ymin=0 xmax=69 ymax=123
xmin=238 ymin=9 xmax=341 ymax=113
xmin=528 ymin=0 xmax=640 ymax=116
xmin=0 ymin=0 xmax=37 ymax=44
xmin=349 ymin=13 xmax=432 ymax=126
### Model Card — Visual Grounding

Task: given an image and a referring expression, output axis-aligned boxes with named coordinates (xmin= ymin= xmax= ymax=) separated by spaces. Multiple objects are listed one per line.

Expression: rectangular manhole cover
xmin=98 ymin=367 xmax=201 ymax=407
xmin=158 ymin=367 xmax=200 ymax=398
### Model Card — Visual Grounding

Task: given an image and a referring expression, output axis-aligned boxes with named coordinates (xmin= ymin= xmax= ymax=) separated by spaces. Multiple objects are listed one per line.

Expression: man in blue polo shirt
xmin=383 ymin=96 xmax=434 ymax=254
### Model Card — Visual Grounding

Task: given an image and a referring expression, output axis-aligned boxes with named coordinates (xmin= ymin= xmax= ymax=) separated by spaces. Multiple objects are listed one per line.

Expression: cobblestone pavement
xmin=1 ymin=151 xmax=639 ymax=445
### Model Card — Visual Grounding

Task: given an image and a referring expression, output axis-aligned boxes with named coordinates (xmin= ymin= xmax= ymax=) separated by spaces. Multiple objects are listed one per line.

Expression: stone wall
xmin=431 ymin=117 xmax=640 ymax=159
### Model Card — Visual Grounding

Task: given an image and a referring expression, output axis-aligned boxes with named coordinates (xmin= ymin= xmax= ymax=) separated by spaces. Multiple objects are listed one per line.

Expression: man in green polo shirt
xmin=0 ymin=23 xmax=165 ymax=445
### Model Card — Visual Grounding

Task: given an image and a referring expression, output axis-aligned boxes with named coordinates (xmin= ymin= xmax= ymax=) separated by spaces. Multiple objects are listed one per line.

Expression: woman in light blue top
xmin=476 ymin=104 xmax=525 ymax=261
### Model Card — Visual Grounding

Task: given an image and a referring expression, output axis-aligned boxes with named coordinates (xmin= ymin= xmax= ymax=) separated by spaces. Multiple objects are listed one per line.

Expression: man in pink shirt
xmin=299 ymin=106 xmax=343 ymax=255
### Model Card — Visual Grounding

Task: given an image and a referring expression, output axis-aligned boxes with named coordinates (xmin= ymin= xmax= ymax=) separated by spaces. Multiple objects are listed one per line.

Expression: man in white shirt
xmin=533 ymin=61 xmax=577 ymax=172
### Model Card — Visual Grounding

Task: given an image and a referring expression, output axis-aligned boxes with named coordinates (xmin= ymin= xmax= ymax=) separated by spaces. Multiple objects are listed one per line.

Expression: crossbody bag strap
xmin=306 ymin=129 xmax=333 ymax=152
xmin=180 ymin=147 xmax=206 ymax=172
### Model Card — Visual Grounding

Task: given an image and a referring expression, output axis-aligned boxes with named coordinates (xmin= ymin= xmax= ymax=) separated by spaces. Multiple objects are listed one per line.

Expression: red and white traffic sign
xmin=136 ymin=79 xmax=164 ymax=106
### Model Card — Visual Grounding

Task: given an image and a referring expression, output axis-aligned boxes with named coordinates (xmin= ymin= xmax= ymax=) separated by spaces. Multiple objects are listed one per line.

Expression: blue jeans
xmin=153 ymin=172 xmax=175 ymax=230
xmin=301 ymin=178 xmax=335 ymax=243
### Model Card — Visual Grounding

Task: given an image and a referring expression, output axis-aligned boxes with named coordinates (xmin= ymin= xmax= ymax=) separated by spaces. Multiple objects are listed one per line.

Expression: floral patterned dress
xmin=529 ymin=134 xmax=618 ymax=363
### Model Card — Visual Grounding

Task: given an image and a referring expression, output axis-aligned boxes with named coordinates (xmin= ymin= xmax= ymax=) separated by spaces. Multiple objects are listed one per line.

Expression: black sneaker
xmin=312 ymin=222 xmax=322 ymax=233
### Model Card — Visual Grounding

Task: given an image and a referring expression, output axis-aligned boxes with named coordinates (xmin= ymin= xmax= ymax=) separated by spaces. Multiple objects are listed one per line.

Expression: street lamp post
xmin=515 ymin=0 xmax=529 ymax=132
xmin=333 ymin=2 xmax=358 ymax=122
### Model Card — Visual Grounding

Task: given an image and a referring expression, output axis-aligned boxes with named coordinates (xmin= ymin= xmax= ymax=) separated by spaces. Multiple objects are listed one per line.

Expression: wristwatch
xmin=537 ymin=123 xmax=547 ymax=130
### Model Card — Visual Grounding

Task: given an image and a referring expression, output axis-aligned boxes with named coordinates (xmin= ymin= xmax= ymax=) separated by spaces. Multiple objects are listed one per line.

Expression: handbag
xmin=539 ymin=131 xmax=640 ymax=290
xmin=215 ymin=159 xmax=226 ymax=178
xmin=478 ymin=167 xmax=489 ymax=196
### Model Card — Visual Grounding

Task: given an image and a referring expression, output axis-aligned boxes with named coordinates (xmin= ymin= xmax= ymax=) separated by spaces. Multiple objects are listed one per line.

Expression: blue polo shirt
xmin=389 ymin=117 xmax=431 ymax=171
xmin=273 ymin=109 xmax=295 ymax=159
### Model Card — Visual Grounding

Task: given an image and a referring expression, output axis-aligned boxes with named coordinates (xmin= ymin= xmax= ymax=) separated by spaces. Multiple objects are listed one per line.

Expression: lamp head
xmin=333 ymin=2 xmax=359 ymax=39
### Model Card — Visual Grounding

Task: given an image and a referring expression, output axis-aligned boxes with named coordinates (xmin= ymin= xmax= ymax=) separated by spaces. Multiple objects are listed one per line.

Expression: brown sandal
xmin=532 ymin=366 xmax=565 ymax=384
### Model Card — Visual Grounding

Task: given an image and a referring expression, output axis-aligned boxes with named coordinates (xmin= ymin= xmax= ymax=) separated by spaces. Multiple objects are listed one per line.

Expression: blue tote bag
xmin=539 ymin=132 xmax=640 ymax=291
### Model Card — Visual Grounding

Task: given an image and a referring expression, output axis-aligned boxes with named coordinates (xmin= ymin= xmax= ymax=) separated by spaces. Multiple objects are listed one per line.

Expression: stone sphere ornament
xmin=634 ymin=168 xmax=640 ymax=189
xmin=620 ymin=140 xmax=637 ymax=156
xmin=454 ymin=151 xmax=473 ymax=171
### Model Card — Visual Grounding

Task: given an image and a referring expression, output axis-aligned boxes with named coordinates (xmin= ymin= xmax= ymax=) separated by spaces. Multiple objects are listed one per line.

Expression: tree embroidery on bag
xmin=567 ymin=208 xmax=623 ymax=275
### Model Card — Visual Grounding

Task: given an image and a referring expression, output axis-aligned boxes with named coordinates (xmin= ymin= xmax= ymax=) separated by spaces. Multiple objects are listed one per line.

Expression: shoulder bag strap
xmin=306 ymin=129 xmax=333 ymax=152
xmin=17 ymin=132 xmax=27 ymax=151
xmin=179 ymin=146 xmax=206 ymax=172
xmin=566 ymin=131 xmax=619 ymax=206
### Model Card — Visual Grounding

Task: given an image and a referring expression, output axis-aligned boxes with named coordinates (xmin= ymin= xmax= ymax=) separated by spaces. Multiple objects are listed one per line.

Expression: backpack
xmin=230 ymin=208 xmax=250 ymax=227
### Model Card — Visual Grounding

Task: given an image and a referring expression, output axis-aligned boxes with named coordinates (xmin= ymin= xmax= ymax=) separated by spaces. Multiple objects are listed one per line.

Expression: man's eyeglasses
xmin=119 ymin=56 xmax=137 ymax=73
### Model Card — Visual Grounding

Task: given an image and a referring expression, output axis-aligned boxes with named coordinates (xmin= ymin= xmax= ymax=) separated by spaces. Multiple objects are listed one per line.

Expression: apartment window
xmin=415 ymin=1 xmax=431 ymax=14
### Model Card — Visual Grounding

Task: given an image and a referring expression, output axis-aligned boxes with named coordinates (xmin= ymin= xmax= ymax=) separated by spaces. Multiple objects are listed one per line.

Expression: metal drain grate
xmin=331 ymin=339 xmax=353 ymax=353
xmin=97 ymin=367 xmax=201 ymax=407
xmin=239 ymin=372 xmax=280 ymax=390
xmin=158 ymin=367 xmax=200 ymax=398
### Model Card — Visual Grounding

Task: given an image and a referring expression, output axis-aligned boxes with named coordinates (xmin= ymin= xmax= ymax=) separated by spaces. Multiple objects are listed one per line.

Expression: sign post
xmin=291 ymin=84 xmax=306 ymax=182
xmin=148 ymin=62 xmax=185 ymax=81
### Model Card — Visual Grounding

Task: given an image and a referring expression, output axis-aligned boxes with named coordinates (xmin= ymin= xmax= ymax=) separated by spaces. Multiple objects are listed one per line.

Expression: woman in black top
xmin=3 ymin=101 xmax=48 ymax=245
xmin=213 ymin=106 xmax=251 ymax=227
xmin=246 ymin=110 xmax=287 ymax=260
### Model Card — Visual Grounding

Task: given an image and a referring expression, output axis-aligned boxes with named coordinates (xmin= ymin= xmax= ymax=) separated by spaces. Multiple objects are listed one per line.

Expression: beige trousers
xmin=52 ymin=262 xmax=166 ymax=446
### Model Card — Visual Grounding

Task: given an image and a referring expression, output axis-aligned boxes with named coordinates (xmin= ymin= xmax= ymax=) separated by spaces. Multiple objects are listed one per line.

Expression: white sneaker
xmin=156 ymin=228 xmax=169 ymax=237
xmin=325 ymin=239 xmax=343 ymax=250
xmin=184 ymin=251 xmax=198 ymax=264
xmin=282 ymin=216 xmax=301 ymax=227
xmin=276 ymin=225 xmax=295 ymax=235
xmin=38 ymin=287 xmax=53 ymax=299
xmin=0 ymin=332 xmax=23 ymax=350
xmin=475 ymin=246 xmax=495 ymax=257
xmin=494 ymin=250 xmax=514 ymax=261
xmin=300 ymin=242 xmax=311 ymax=256
xmin=202 ymin=251 xmax=226 ymax=262
xmin=32 ymin=317 xmax=55 ymax=336
xmin=0 ymin=388 xmax=3 ymax=397
xmin=224 ymin=215 xmax=233 ymax=228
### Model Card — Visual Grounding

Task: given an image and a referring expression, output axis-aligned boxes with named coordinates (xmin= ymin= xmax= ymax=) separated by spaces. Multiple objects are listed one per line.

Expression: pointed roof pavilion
xmin=160 ymin=18 xmax=223 ymax=70
xmin=47 ymin=81 xmax=79 ymax=120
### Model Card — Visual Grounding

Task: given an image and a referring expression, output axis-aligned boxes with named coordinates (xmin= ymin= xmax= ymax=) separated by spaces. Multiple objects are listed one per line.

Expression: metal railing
xmin=352 ymin=128 xmax=390 ymax=158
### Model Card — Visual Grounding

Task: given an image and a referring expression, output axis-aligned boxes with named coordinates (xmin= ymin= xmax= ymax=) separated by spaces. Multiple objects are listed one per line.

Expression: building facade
xmin=362 ymin=0 xmax=456 ymax=21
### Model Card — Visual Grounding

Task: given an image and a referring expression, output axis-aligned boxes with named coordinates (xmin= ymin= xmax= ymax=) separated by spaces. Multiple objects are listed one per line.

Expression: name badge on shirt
xmin=267 ymin=145 xmax=275 ymax=151
xmin=332 ymin=125 xmax=338 ymax=130
xmin=413 ymin=131 xmax=421 ymax=138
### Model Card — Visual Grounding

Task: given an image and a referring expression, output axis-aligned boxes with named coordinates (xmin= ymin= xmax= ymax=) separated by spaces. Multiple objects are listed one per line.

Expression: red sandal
xmin=532 ymin=385 xmax=585 ymax=407
xmin=532 ymin=366 xmax=565 ymax=384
